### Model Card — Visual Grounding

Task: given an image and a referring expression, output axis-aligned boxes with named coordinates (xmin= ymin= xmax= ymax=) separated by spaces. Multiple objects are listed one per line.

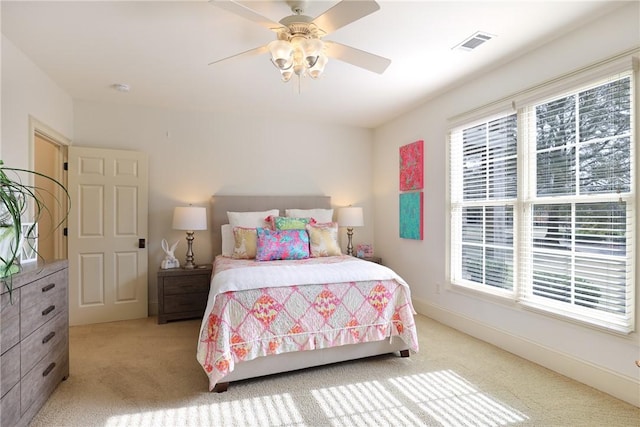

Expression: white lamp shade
xmin=172 ymin=206 xmax=207 ymax=231
xmin=338 ymin=207 xmax=364 ymax=228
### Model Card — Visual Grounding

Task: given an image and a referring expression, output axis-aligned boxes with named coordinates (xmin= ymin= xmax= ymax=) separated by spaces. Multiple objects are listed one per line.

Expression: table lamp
xmin=172 ymin=206 xmax=207 ymax=269
xmin=338 ymin=206 xmax=364 ymax=256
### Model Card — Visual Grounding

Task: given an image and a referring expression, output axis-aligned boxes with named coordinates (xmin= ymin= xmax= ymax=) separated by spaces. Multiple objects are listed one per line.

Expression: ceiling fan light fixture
xmin=269 ymin=34 xmax=327 ymax=81
xmin=280 ymin=69 xmax=293 ymax=82
xmin=302 ymin=38 xmax=323 ymax=67
xmin=268 ymin=40 xmax=293 ymax=69
xmin=308 ymin=54 xmax=328 ymax=79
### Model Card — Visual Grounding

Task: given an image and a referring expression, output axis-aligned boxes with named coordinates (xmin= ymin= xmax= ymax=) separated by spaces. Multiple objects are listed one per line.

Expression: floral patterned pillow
xmin=255 ymin=228 xmax=310 ymax=261
xmin=306 ymin=222 xmax=342 ymax=257
xmin=232 ymin=227 xmax=257 ymax=259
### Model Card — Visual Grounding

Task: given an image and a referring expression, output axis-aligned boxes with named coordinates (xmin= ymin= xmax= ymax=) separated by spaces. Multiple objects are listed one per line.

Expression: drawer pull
xmin=42 ymin=305 xmax=55 ymax=316
xmin=42 ymin=283 xmax=56 ymax=292
xmin=42 ymin=331 xmax=56 ymax=344
xmin=42 ymin=362 xmax=56 ymax=377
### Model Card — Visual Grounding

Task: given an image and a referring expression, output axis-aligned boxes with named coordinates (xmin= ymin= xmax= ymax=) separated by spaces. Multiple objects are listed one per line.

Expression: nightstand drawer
xmin=164 ymin=292 xmax=208 ymax=314
xmin=158 ymin=265 xmax=212 ymax=324
xmin=164 ymin=276 xmax=210 ymax=295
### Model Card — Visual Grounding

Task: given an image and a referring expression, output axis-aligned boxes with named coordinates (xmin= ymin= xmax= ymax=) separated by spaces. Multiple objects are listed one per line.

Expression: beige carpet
xmin=30 ymin=315 xmax=639 ymax=426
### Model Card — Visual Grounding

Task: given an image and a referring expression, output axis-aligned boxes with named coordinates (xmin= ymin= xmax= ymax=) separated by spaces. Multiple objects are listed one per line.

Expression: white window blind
xmin=449 ymin=66 xmax=635 ymax=333
xmin=450 ymin=113 xmax=518 ymax=295
xmin=519 ymin=73 xmax=634 ymax=333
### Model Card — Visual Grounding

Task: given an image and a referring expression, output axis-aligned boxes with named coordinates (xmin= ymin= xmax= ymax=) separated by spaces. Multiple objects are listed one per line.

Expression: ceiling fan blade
xmin=312 ymin=0 xmax=380 ymax=35
xmin=210 ymin=0 xmax=281 ymax=31
xmin=208 ymin=45 xmax=269 ymax=66
xmin=324 ymin=41 xmax=390 ymax=74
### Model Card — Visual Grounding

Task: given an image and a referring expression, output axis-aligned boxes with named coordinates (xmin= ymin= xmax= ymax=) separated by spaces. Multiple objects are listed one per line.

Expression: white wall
xmin=373 ymin=2 xmax=640 ymax=406
xmin=1 ymin=35 xmax=74 ymax=167
xmin=73 ymin=101 xmax=376 ymax=313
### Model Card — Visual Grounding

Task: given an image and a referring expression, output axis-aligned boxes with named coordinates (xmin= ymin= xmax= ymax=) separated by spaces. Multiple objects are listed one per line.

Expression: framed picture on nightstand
xmin=356 ymin=244 xmax=373 ymax=258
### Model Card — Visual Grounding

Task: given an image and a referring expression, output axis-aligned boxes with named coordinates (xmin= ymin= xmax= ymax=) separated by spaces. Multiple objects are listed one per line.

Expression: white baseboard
xmin=413 ymin=297 xmax=640 ymax=408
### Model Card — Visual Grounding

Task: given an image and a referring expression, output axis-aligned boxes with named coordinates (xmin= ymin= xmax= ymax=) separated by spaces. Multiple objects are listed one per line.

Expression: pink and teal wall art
xmin=399 ymin=192 xmax=423 ymax=240
xmin=399 ymin=140 xmax=424 ymax=240
xmin=399 ymin=140 xmax=424 ymax=191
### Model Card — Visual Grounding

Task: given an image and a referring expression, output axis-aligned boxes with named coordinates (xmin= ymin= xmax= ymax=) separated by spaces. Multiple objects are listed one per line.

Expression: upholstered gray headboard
xmin=210 ymin=195 xmax=332 ymax=256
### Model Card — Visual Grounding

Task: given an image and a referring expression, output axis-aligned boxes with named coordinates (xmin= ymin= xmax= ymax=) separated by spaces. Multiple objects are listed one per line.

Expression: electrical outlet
xmin=436 ymin=283 xmax=441 ymax=294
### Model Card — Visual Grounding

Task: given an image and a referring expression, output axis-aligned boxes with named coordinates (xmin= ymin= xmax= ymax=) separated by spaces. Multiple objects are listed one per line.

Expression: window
xmin=450 ymin=70 xmax=635 ymax=333
xmin=451 ymin=114 xmax=518 ymax=294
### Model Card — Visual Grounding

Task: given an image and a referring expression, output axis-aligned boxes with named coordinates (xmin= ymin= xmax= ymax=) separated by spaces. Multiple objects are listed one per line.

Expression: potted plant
xmin=0 ymin=160 xmax=69 ymax=299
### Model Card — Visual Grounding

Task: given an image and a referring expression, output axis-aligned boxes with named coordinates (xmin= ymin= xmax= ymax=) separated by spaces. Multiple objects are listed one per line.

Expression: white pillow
xmin=221 ymin=224 xmax=234 ymax=257
xmin=227 ymin=209 xmax=279 ymax=229
xmin=285 ymin=208 xmax=333 ymax=223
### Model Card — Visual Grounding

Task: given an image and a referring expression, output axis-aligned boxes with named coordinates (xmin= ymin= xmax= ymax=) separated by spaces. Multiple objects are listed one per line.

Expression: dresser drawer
xmin=0 ymin=383 xmax=20 ymax=427
xmin=20 ymin=269 xmax=66 ymax=309
xmin=1 ymin=289 xmax=21 ymax=353
xmin=164 ymin=292 xmax=208 ymax=314
xmin=20 ymin=271 xmax=67 ymax=340
xmin=164 ymin=275 xmax=210 ymax=295
xmin=21 ymin=312 xmax=68 ymax=377
xmin=20 ymin=340 xmax=68 ymax=417
xmin=0 ymin=344 xmax=20 ymax=398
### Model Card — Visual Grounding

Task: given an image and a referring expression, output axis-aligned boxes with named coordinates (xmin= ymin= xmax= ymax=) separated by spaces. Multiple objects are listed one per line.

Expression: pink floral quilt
xmin=197 ymin=255 xmax=419 ymax=390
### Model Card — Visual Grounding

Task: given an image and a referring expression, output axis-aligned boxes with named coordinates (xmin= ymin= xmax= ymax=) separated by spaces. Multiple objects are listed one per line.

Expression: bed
xmin=197 ymin=195 xmax=419 ymax=392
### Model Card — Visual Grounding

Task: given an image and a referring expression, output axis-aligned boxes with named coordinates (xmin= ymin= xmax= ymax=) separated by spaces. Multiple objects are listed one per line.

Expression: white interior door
xmin=67 ymin=146 xmax=148 ymax=325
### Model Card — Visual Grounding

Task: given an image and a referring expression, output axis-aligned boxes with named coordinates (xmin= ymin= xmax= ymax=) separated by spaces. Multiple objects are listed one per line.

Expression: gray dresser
xmin=0 ymin=260 xmax=69 ymax=427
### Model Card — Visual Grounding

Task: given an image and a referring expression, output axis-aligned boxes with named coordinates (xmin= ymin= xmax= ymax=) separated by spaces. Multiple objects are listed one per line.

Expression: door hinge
xmin=63 ymin=162 xmax=68 ymax=171
xmin=63 ymin=227 xmax=68 ymax=237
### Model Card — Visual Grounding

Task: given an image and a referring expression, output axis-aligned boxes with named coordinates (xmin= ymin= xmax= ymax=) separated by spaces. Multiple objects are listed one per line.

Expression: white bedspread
xmin=211 ymin=256 xmax=409 ymax=294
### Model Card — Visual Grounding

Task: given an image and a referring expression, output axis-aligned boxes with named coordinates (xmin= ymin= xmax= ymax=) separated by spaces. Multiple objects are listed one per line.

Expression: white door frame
xmin=29 ymin=116 xmax=70 ymax=260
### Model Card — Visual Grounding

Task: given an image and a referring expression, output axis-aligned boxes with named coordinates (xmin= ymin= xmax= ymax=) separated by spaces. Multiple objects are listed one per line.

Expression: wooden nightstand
xmin=360 ymin=256 xmax=382 ymax=265
xmin=157 ymin=265 xmax=212 ymax=324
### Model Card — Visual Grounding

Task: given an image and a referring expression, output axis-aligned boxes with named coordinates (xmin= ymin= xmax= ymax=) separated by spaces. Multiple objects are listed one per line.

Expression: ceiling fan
xmin=209 ymin=0 xmax=391 ymax=82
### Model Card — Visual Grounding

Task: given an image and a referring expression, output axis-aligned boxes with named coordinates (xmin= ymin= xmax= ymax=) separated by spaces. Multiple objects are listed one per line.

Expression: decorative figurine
xmin=160 ymin=239 xmax=180 ymax=269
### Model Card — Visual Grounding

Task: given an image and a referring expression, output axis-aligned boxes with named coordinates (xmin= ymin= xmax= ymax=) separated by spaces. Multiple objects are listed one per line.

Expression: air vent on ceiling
xmin=454 ymin=31 xmax=494 ymax=51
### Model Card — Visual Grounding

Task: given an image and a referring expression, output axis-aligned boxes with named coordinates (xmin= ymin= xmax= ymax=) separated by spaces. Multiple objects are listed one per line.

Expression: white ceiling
xmin=1 ymin=1 xmax=625 ymax=128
